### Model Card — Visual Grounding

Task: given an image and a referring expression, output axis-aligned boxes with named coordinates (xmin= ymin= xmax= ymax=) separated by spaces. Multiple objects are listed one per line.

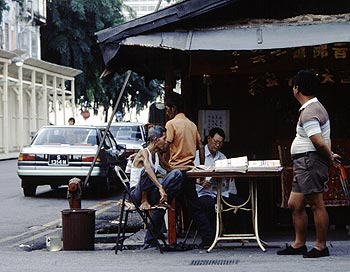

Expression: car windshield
xmin=109 ymin=125 xmax=143 ymax=142
xmin=32 ymin=127 xmax=99 ymax=146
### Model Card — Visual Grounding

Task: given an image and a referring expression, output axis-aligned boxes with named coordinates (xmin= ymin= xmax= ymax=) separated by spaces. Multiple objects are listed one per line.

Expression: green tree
xmin=0 ymin=0 xmax=9 ymax=23
xmin=41 ymin=0 xmax=162 ymax=119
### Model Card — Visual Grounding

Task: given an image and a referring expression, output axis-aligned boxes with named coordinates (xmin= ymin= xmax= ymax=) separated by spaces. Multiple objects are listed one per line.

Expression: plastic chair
xmin=114 ymin=166 xmax=167 ymax=254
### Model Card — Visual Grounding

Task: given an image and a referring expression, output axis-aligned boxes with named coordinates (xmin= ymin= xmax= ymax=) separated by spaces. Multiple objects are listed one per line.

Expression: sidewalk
xmin=93 ymin=202 xmax=350 ymax=272
xmin=93 ymin=199 xmax=350 ymax=253
xmin=11 ymin=199 xmax=350 ymax=272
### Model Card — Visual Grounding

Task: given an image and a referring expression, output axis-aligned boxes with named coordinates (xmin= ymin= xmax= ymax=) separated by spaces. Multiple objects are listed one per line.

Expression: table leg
xmin=252 ymin=180 xmax=266 ymax=251
xmin=207 ymin=182 xmax=222 ymax=252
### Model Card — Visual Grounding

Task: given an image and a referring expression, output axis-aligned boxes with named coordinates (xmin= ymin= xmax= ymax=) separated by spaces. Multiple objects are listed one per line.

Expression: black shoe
xmin=277 ymin=244 xmax=307 ymax=255
xmin=303 ymin=247 xmax=329 ymax=258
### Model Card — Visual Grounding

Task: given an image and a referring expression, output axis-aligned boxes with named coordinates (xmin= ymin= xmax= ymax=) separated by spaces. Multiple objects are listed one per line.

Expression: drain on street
xmin=190 ymin=259 xmax=239 ymax=265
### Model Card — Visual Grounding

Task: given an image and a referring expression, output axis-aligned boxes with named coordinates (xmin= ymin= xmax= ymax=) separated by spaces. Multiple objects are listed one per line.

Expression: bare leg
xmin=288 ymin=192 xmax=308 ymax=248
xmin=305 ymin=192 xmax=328 ymax=250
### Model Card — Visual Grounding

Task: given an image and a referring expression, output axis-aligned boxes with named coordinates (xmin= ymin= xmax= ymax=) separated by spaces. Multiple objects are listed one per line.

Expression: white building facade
xmin=0 ymin=1 xmax=81 ymax=159
xmin=123 ymin=0 xmax=178 ymax=19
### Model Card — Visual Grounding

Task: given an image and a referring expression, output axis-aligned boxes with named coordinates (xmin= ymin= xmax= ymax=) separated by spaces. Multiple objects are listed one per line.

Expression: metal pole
xmin=83 ymin=70 xmax=132 ymax=188
xmin=155 ymin=0 xmax=162 ymax=11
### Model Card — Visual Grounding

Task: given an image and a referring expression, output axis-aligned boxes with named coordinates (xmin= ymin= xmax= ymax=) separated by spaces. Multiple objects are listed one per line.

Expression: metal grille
xmin=190 ymin=259 xmax=239 ymax=266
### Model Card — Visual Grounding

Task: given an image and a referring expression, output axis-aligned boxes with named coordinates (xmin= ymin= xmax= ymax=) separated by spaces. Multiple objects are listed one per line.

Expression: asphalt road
xmin=0 ymin=159 xmax=115 ymax=247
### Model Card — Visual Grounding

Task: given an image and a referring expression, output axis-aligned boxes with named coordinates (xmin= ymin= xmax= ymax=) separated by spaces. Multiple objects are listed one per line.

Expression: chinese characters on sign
xmin=198 ymin=110 xmax=230 ymax=141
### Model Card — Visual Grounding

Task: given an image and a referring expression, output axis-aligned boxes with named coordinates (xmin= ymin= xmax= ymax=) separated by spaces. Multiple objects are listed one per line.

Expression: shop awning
xmin=120 ymin=21 xmax=350 ymax=51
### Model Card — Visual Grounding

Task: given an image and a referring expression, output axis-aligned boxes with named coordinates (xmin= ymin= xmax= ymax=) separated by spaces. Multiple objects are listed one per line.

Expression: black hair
xmin=208 ymin=127 xmax=225 ymax=140
xmin=165 ymin=92 xmax=184 ymax=113
xmin=293 ymin=70 xmax=319 ymax=96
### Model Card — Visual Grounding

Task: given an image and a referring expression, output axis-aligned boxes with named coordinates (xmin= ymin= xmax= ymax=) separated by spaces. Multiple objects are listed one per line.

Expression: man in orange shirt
xmin=165 ymin=92 xmax=214 ymax=247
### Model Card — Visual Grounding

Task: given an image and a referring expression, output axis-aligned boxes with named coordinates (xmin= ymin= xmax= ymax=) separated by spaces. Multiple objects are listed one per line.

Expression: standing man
xmin=277 ymin=70 xmax=340 ymax=258
xmin=130 ymin=125 xmax=183 ymax=249
xmin=165 ymin=92 xmax=214 ymax=247
xmin=194 ymin=127 xmax=244 ymax=232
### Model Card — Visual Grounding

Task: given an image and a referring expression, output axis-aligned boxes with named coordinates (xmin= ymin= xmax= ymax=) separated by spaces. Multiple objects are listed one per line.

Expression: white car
xmin=98 ymin=122 xmax=147 ymax=158
xmin=17 ymin=125 xmax=126 ymax=196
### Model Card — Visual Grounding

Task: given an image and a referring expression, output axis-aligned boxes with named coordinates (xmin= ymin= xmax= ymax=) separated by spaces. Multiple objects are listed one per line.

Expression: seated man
xmin=194 ymin=127 xmax=246 ymax=232
xmin=130 ymin=125 xmax=183 ymax=248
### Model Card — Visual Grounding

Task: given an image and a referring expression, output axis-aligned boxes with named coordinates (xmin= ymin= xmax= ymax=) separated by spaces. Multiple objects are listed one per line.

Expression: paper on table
xmin=214 ymin=156 xmax=248 ymax=172
xmin=248 ymin=160 xmax=282 ymax=172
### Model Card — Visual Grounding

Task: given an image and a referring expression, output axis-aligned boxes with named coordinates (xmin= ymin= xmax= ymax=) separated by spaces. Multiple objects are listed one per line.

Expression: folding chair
xmin=114 ymin=166 xmax=167 ymax=254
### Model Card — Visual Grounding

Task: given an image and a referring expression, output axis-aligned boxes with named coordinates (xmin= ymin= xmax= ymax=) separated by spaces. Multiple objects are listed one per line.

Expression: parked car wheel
xmin=22 ymin=181 xmax=37 ymax=197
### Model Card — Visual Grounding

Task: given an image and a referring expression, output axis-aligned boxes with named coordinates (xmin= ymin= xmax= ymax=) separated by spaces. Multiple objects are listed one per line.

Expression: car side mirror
xmin=114 ymin=144 xmax=126 ymax=158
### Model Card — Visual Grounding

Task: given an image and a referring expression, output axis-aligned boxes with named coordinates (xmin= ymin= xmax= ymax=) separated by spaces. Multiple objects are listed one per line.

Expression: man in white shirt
xmin=130 ymin=125 xmax=183 ymax=249
xmin=194 ymin=127 xmax=245 ymax=232
xmin=277 ymin=70 xmax=341 ymax=258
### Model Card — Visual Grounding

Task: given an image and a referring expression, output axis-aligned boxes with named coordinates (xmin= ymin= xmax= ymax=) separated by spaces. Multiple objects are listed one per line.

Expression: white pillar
xmin=18 ymin=66 xmax=24 ymax=149
xmin=53 ymin=76 xmax=57 ymax=125
xmin=31 ymin=70 xmax=37 ymax=133
xmin=2 ymin=63 xmax=9 ymax=154
xmin=43 ymin=73 xmax=48 ymax=125
xmin=61 ymin=77 xmax=65 ymax=124
xmin=71 ymin=78 xmax=76 ymax=117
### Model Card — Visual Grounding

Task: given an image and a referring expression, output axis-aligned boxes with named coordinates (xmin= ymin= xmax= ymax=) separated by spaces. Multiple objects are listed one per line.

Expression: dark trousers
xmin=131 ymin=169 xmax=183 ymax=245
xmin=181 ymin=172 xmax=214 ymax=243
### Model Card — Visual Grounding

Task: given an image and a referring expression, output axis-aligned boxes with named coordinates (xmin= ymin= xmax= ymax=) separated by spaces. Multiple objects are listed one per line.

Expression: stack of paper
xmin=248 ymin=160 xmax=282 ymax=172
xmin=215 ymin=156 xmax=248 ymax=172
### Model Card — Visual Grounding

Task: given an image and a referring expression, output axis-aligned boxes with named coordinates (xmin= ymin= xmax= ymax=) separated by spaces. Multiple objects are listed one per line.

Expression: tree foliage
xmin=41 ymin=0 xmax=162 ymax=118
xmin=0 ymin=0 xmax=9 ymax=23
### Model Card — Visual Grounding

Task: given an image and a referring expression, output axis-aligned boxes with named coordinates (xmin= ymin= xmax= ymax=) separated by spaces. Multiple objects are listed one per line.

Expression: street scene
xmin=0 ymin=159 xmax=349 ymax=271
xmin=1 ymin=0 xmax=350 ymax=271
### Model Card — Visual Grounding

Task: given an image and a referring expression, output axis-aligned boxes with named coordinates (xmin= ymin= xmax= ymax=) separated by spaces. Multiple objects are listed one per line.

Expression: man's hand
xmin=202 ymin=180 xmax=212 ymax=189
xmin=159 ymin=187 xmax=168 ymax=203
xmin=331 ymin=153 xmax=342 ymax=168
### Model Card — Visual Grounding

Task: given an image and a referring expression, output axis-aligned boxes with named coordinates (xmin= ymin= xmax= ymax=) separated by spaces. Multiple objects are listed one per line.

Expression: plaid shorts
xmin=292 ymin=152 xmax=329 ymax=195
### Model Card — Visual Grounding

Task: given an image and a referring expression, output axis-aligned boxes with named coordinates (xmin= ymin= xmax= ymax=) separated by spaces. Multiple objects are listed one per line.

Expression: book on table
xmin=247 ymin=159 xmax=282 ymax=172
xmin=214 ymin=156 xmax=248 ymax=172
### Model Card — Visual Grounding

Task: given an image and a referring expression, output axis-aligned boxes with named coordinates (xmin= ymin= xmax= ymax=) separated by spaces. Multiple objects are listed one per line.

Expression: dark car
xmin=17 ymin=125 xmax=126 ymax=196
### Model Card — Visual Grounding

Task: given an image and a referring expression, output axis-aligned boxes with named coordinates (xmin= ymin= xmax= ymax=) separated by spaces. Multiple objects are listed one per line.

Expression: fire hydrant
xmin=67 ymin=177 xmax=82 ymax=209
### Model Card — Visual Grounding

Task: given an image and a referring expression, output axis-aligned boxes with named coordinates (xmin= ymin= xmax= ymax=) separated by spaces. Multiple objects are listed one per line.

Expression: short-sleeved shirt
xmin=166 ymin=113 xmax=201 ymax=166
xmin=291 ymin=97 xmax=330 ymax=155
xmin=194 ymin=145 xmax=237 ymax=198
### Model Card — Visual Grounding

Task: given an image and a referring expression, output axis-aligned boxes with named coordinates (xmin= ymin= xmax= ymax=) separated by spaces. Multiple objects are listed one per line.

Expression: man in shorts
xmin=277 ymin=70 xmax=341 ymax=258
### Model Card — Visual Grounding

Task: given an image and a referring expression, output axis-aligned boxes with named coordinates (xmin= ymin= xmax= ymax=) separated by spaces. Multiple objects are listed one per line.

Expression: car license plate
xmin=49 ymin=155 xmax=69 ymax=165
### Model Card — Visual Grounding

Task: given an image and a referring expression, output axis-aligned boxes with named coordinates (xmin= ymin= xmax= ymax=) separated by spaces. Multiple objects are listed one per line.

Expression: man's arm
xmin=309 ymin=134 xmax=341 ymax=166
xmin=140 ymin=150 xmax=168 ymax=203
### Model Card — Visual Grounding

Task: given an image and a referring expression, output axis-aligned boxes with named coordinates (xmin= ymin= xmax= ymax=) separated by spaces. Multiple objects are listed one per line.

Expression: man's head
xmin=165 ymin=92 xmax=184 ymax=119
xmin=207 ymin=127 xmax=225 ymax=155
xmin=148 ymin=125 xmax=167 ymax=152
xmin=293 ymin=70 xmax=319 ymax=97
xmin=68 ymin=117 xmax=75 ymax=125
